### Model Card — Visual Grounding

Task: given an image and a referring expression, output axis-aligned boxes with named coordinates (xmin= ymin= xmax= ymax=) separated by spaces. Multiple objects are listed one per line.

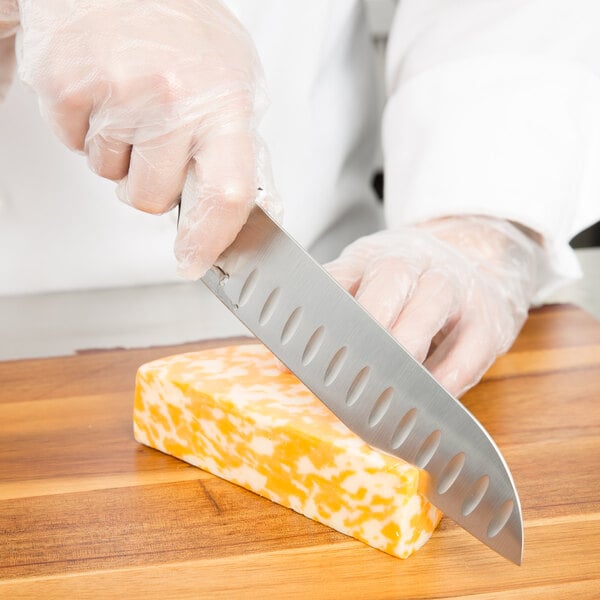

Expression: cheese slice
xmin=133 ymin=343 xmax=442 ymax=558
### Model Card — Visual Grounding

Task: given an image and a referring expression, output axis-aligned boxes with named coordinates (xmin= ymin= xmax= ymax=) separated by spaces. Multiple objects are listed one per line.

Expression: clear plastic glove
xmin=0 ymin=1 xmax=18 ymax=101
xmin=0 ymin=0 xmax=17 ymax=37
xmin=16 ymin=0 xmax=280 ymax=278
xmin=325 ymin=216 xmax=546 ymax=397
xmin=0 ymin=35 xmax=15 ymax=101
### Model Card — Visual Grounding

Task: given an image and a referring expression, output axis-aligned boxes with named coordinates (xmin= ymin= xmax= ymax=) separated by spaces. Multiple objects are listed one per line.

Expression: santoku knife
xmin=201 ymin=204 xmax=524 ymax=565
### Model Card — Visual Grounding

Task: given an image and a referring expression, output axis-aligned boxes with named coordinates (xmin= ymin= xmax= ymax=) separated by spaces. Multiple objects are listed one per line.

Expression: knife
xmin=200 ymin=203 xmax=524 ymax=565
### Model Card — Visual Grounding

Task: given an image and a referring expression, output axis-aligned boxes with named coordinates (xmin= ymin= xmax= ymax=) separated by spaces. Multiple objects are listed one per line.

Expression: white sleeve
xmin=383 ymin=0 xmax=600 ymax=298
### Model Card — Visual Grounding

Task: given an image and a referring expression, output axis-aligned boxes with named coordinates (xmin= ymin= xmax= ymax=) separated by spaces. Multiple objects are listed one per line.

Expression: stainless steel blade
xmin=201 ymin=204 xmax=524 ymax=565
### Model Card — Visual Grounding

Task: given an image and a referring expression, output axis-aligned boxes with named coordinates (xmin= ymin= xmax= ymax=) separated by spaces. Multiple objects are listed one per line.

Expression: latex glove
xmin=0 ymin=1 xmax=18 ymax=101
xmin=326 ymin=216 xmax=546 ymax=397
xmin=16 ymin=0 xmax=279 ymax=278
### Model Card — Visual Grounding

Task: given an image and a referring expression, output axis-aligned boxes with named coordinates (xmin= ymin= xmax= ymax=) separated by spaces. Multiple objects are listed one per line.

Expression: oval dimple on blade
xmin=437 ymin=452 xmax=466 ymax=495
xmin=281 ymin=307 xmax=303 ymax=345
xmin=324 ymin=347 xmax=347 ymax=386
xmin=368 ymin=387 xmax=394 ymax=427
xmin=346 ymin=366 xmax=371 ymax=406
xmin=487 ymin=499 xmax=515 ymax=538
xmin=414 ymin=429 xmax=442 ymax=469
xmin=259 ymin=287 xmax=281 ymax=325
xmin=390 ymin=408 xmax=418 ymax=449
xmin=302 ymin=326 xmax=325 ymax=366
xmin=462 ymin=475 xmax=490 ymax=517
xmin=238 ymin=268 xmax=259 ymax=307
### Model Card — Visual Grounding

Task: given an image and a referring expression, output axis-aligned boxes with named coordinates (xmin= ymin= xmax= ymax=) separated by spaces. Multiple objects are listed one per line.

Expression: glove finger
xmin=0 ymin=3 xmax=19 ymax=39
xmin=390 ymin=269 xmax=459 ymax=363
xmin=175 ymin=128 xmax=258 ymax=280
xmin=324 ymin=239 xmax=385 ymax=295
xmin=324 ymin=256 xmax=366 ymax=295
xmin=354 ymin=257 xmax=420 ymax=330
xmin=424 ymin=319 xmax=495 ymax=398
xmin=86 ymin=135 xmax=132 ymax=181
xmin=0 ymin=36 xmax=16 ymax=102
xmin=45 ymin=91 xmax=93 ymax=152
xmin=116 ymin=131 xmax=191 ymax=214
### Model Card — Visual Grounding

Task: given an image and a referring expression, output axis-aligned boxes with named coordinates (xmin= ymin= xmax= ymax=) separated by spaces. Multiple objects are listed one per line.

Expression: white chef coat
xmin=0 ymin=0 xmax=599 ymax=298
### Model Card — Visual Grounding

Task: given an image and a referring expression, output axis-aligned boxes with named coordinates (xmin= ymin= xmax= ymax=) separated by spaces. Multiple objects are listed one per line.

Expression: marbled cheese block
xmin=133 ymin=343 xmax=442 ymax=558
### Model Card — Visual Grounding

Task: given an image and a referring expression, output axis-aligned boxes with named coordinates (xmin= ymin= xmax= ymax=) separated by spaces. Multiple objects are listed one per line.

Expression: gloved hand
xmin=325 ymin=216 xmax=546 ymax=397
xmin=16 ymin=0 xmax=280 ymax=278
xmin=0 ymin=1 xmax=18 ymax=101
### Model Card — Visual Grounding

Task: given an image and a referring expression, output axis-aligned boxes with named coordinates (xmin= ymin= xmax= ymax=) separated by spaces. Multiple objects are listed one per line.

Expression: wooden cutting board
xmin=1 ymin=304 xmax=599 ymax=599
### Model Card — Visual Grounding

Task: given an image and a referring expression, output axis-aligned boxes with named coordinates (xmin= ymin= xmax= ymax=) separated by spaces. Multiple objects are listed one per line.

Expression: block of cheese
xmin=133 ymin=343 xmax=442 ymax=558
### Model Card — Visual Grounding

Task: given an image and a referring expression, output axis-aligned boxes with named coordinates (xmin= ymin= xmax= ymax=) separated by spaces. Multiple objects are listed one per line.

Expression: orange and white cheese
xmin=133 ymin=343 xmax=442 ymax=558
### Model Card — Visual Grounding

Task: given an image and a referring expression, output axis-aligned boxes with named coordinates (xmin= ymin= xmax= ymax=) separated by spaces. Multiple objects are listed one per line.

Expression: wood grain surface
xmin=1 ymin=304 xmax=599 ymax=599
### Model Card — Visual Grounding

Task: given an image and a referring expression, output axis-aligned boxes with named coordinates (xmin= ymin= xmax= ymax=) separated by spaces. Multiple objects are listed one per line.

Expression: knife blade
xmin=201 ymin=204 xmax=524 ymax=565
